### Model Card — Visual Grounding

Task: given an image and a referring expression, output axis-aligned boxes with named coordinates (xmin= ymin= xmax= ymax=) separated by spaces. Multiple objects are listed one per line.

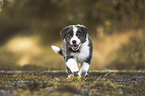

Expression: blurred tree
xmin=0 ymin=0 xmax=4 ymax=8
xmin=0 ymin=0 xmax=145 ymax=44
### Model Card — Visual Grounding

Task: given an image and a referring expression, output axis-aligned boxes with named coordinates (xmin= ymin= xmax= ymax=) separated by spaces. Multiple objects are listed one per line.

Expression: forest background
xmin=0 ymin=0 xmax=145 ymax=71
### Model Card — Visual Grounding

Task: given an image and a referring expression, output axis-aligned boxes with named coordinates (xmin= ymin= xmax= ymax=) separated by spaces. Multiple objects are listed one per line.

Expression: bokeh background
xmin=0 ymin=0 xmax=145 ymax=71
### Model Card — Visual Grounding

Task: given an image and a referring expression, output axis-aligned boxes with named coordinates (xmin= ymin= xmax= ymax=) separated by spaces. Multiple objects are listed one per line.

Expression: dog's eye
xmin=76 ymin=33 xmax=81 ymax=38
xmin=68 ymin=34 xmax=72 ymax=38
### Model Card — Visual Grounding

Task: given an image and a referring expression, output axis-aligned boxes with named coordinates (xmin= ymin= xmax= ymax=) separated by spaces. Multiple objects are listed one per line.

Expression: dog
xmin=51 ymin=24 xmax=93 ymax=78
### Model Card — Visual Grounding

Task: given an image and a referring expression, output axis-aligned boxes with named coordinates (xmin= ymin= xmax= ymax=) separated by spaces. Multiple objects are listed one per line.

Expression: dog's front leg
xmin=66 ymin=58 xmax=79 ymax=76
xmin=78 ymin=62 xmax=90 ymax=77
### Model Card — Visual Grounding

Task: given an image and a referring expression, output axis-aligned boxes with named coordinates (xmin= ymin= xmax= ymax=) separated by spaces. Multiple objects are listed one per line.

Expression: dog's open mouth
xmin=72 ymin=45 xmax=80 ymax=51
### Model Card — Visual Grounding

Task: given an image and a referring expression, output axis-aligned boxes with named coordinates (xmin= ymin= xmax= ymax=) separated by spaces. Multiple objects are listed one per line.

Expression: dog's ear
xmin=78 ymin=25 xmax=88 ymax=38
xmin=60 ymin=26 xmax=70 ymax=39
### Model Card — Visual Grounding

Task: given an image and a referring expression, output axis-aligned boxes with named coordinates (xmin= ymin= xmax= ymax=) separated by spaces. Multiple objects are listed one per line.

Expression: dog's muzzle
xmin=71 ymin=44 xmax=81 ymax=51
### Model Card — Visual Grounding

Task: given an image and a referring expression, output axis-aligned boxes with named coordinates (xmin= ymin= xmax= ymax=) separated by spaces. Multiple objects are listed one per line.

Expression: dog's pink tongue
xmin=73 ymin=46 xmax=78 ymax=50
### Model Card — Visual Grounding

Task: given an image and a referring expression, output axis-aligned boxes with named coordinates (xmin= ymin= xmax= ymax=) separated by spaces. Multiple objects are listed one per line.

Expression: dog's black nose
xmin=72 ymin=40 xmax=76 ymax=44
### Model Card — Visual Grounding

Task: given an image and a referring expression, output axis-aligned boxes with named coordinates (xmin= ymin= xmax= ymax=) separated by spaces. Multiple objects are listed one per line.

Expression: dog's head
xmin=60 ymin=24 xmax=88 ymax=51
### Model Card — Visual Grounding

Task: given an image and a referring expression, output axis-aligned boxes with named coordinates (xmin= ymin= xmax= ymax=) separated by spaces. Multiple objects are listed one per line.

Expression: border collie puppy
xmin=51 ymin=24 xmax=93 ymax=78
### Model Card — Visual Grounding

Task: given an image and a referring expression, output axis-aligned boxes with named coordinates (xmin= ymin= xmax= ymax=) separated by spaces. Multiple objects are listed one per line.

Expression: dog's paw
xmin=85 ymin=73 xmax=89 ymax=78
xmin=78 ymin=72 xmax=89 ymax=78
xmin=73 ymin=71 xmax=79 ymax=77
xmin=67 ymin=71 xmax=79 ymax=78
xmin=67 ymin=74 xmax=74 ymax=79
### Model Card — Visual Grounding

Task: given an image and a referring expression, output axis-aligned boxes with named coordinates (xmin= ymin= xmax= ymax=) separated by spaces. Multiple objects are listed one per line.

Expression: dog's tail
xmin=51 ymin=45 xmax=63 ymax=56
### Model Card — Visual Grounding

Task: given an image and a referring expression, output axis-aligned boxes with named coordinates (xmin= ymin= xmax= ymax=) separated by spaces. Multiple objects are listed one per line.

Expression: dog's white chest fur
xmin=71 ymin=37 xmax=90 ymax=63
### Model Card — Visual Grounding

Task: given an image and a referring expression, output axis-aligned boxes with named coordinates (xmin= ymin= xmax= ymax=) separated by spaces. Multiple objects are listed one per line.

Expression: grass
xmin=0 ymin=71 xmax=145 ymax=96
